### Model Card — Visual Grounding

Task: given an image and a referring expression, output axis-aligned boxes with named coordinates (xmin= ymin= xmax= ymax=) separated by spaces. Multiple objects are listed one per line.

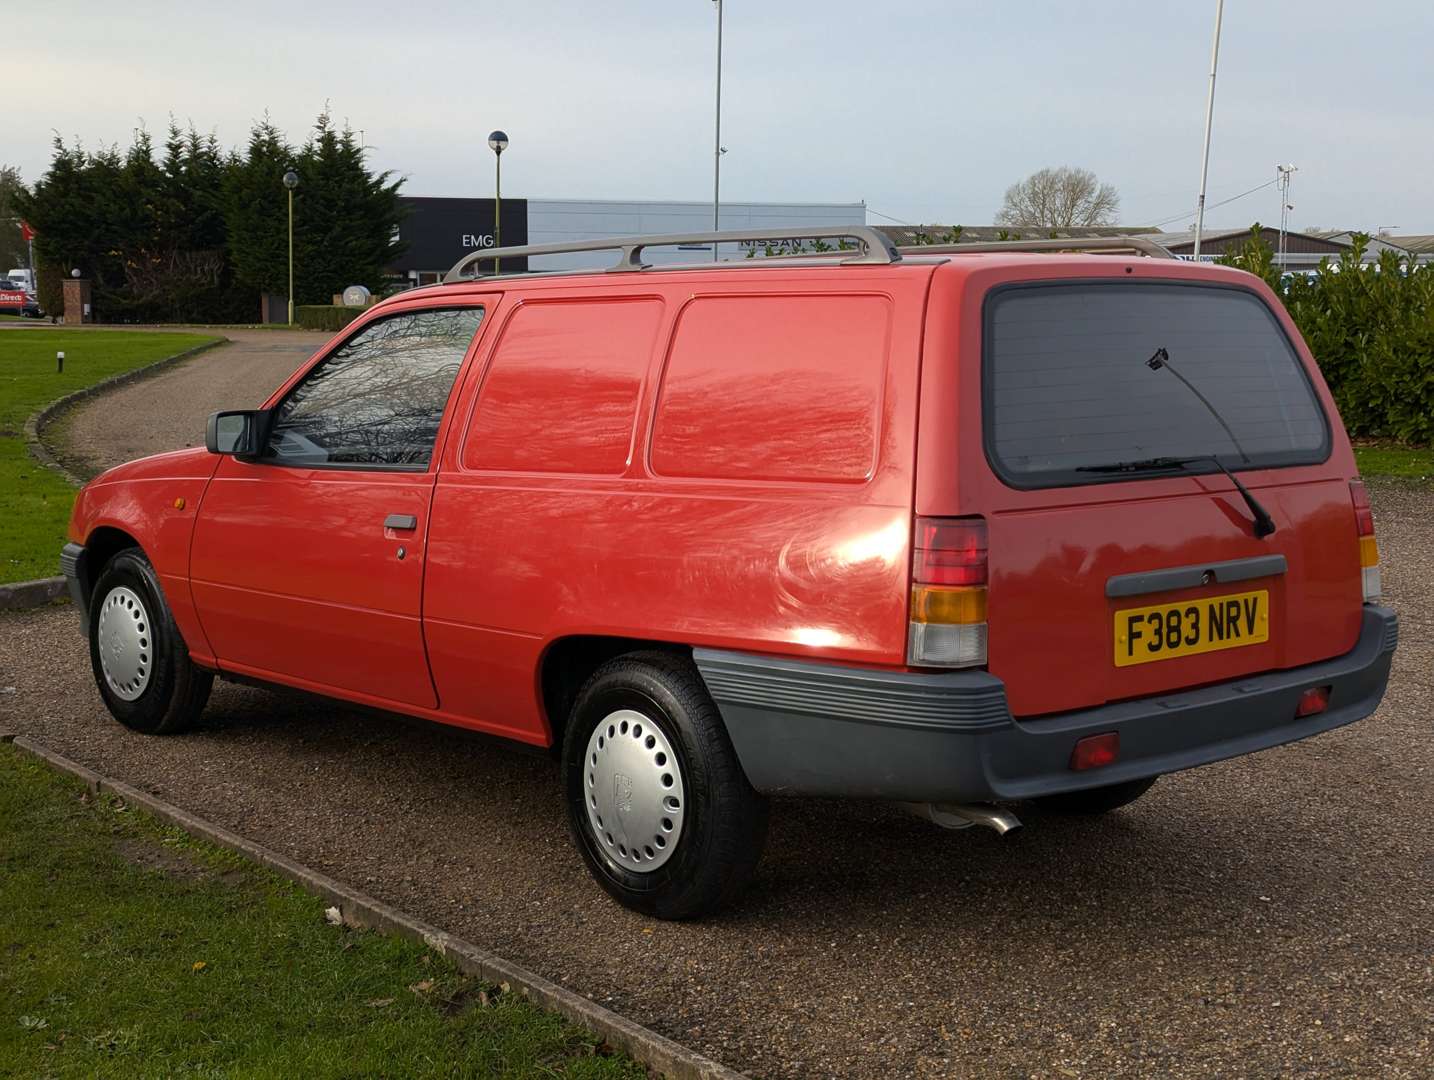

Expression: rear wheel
xmin=88 ymin=548 xmax=212 ymax=735
xmin=1033 ymin=776 xmax=1158 ymax=815
xmin=563 ymin=651 xmax=768 ymax=920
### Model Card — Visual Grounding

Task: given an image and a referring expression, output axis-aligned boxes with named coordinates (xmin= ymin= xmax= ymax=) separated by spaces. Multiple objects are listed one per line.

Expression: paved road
xmin=2 ymin=349 xmax=1431 ymax=1078
xmin=54 ymin=328 xmax=320 ymax=480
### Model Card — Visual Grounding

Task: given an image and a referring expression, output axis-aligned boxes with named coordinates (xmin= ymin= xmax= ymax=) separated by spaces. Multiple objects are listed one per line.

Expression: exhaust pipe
xmin=902 ymin=801 xmax=1023 ymax=836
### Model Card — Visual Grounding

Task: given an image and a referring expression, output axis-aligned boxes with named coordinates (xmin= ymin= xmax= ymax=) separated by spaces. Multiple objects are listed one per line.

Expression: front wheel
xmin=563 ymin=652 xmax=768 ymax=920
xmin=88 ymin=548 xmax=213 ymax=735
xmin=1032 ymin=776 xmax=1158 ymax=815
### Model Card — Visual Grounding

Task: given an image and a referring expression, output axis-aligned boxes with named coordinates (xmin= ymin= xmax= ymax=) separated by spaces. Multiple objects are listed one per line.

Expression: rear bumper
xmin=695 ymin=604 xmax=1398 ymax=803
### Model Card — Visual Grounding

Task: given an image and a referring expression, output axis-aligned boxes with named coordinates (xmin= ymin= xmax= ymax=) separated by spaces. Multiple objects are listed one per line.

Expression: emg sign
xmin=392 ymin=197 xmax=529 ymax=274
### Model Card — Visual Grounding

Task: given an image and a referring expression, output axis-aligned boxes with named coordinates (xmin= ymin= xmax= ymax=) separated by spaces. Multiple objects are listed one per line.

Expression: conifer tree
xmin=291 ymin=110 xmax=405 ymax=303
xmin=18 ymin=111 xmax=407 ymax=321
xmin=223 ymin=117 xmax=295 ymax=299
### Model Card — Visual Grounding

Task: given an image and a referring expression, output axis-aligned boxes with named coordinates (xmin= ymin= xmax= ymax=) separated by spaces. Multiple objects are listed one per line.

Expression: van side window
xmin=651 ymin=295 xmax=890 ymax=483
xmin=265 ymin=308 xmax=483 ymax=468
xmin=463 ymin=299 xmax=662 ymax=475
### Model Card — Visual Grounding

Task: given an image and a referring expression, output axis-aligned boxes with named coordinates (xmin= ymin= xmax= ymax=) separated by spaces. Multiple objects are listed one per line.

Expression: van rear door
xmin=967 ymin=277 xmax=1364 ymax=718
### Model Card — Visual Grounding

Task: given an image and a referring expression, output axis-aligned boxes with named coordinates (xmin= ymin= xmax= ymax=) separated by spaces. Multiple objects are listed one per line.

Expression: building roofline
xmin=400 ymin=194 xmax=867 ymax=209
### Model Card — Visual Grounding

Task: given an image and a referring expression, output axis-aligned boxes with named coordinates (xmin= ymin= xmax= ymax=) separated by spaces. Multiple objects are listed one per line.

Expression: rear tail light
xmin=1350 ymin=480 xmax=1381 ymax=602
xmin=908 ymin=516 xmax=987 ymax=668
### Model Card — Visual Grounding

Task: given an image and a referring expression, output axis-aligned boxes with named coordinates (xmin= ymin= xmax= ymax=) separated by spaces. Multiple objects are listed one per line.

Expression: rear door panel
xmin=916 ymin=260 xmax=1364 ymax=718
xmin=985 ymin=476 xmax=1361 ymax=716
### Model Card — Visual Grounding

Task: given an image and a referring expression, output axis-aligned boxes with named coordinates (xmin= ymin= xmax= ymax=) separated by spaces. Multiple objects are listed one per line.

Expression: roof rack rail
xmin=896 ymin=235 xmax=1176 ymax=260
xmin=443 ymin=225 xmax=902 ymax=283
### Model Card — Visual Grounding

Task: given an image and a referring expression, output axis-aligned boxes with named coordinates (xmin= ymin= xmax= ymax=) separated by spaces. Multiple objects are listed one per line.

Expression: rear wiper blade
xmin=1077 ymin=456 xmax=1196 ymax=474
xmin=1078 ymin=453 xmax=1276 ymax=538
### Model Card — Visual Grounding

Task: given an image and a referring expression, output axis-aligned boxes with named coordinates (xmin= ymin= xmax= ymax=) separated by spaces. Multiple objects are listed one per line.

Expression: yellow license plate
xmin=1114 ymin=589 xmax=1269 ymax=667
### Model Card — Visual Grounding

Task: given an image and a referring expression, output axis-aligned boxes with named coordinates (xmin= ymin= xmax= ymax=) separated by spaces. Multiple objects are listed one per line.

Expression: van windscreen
xmin=983 ymin=282 xmax=1329 ymax=487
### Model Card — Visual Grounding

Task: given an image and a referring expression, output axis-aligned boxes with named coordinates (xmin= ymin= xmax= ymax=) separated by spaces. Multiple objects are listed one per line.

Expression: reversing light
xmin=907 ymin=517 xmax=988 ymax=668
xmin=1070 ymin=732 xmax=1120 ymax=771
xmin=1296 ymin=685 xmax=1331 ymax=718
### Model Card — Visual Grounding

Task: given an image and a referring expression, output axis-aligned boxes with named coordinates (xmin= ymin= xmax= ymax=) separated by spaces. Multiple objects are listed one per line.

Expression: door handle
xmin=384 ymin=513 xmax=418 ymax=531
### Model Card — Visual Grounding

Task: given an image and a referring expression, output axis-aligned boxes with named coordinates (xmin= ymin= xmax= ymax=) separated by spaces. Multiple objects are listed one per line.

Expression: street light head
xmin=487 ymin=130 xmax=509 ymax=155
xmin=282 ymin=170 xmax=300 ymax=190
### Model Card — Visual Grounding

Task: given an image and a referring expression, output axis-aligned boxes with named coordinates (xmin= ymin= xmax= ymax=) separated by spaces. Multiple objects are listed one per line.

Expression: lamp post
xmin=1276 ymin=164 xmax=1297 ymax=270
xmin=487 ymin=131 xmax=508 ymax=274
xmin=282 ymin=169 xmax=299 ymax=324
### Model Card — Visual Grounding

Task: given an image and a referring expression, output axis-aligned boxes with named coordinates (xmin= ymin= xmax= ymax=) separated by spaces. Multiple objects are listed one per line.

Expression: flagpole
xmin=1192 ymin=0 xmax=1225 ymax=259
xmin=712 ymin=0 xmax=723 ymax=261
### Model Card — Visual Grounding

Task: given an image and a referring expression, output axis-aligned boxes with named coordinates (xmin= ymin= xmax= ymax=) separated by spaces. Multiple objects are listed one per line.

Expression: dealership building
xmin=391 ymin=197 xmax=868 ymax=282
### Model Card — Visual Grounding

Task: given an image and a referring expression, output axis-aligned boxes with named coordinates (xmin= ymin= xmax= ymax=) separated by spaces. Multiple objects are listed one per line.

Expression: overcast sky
xmin=12 ymin=1 xmax=1433 ymax=233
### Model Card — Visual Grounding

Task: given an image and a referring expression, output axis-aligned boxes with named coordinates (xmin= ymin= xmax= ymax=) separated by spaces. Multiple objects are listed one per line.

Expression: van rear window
xmin=984 ymin=283 xmax=1329 ymax=487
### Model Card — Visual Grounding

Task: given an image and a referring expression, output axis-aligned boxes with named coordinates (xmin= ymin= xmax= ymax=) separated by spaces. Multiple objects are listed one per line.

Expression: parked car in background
xmin=7 ymin=268 xmax=36 ymax=292
xmin=0 ymin=285 xmax=41 ymax=317
xmin=59 ymin=227 xmax=1397 ymax=919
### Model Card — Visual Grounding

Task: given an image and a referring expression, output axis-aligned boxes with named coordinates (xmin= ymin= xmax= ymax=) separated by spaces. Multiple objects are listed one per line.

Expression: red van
xmin=62 ymin=228 xmax=1396 ymax=918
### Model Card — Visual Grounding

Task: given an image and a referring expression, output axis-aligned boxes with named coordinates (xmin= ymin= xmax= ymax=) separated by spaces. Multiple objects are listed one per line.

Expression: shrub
xmin=294 ymin=304 xmax=365 ymax=332
xmin=1217 ymin=228 xmax=1434 ymax=444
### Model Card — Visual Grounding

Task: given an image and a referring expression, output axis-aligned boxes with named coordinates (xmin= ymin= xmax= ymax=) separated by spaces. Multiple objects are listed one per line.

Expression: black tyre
xmin=1033 ymin=776 xmax=1158 ymax=815
xmin=88 ymin=548 xmax=213 ymax=735
xmin=563 ymin=651 xmax=769 ymax=920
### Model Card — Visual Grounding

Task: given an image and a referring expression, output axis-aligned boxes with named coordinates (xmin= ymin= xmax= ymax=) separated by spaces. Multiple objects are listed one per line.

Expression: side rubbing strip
xmin=1106 ymin=554 xmax=1288 ymax=599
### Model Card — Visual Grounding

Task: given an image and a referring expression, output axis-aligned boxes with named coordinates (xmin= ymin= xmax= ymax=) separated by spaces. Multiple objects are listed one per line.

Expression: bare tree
xmin=995 ymin=167 xmax=1120 ymax=229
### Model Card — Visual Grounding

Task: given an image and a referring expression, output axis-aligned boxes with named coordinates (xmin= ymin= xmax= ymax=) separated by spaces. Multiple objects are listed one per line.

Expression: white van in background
xmin=7 ymin=269 xmax=35 ymax=292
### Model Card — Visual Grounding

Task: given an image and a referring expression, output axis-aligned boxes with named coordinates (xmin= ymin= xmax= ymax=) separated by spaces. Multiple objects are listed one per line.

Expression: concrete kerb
xmin=6 ymin=736 xmax=749 ymax=1080
xmin=24 ymin=337 xmax=228 ymax=486
xmin=0 ymin=577 xmax=66 ymax=611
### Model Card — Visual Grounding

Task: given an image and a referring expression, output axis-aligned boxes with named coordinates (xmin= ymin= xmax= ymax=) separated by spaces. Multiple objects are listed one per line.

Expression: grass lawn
xmin=0 ymin=743 xmax=644 ymax=1078
xmin=0 ymin=329 xmax=218 ymax=584
xmin=1353 ymin=442 xmax=1434 ymax=482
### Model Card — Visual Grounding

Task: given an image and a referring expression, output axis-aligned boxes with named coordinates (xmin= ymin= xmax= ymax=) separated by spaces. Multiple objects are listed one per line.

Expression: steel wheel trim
xmin=584 ymin=708 xmax=686 ymax=872
xmin=96 ymin=586 xmax=153 ymax=701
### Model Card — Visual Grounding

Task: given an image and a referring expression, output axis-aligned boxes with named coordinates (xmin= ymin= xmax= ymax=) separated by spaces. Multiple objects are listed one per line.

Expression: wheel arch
xmin=75 ymin=525 xmax=144 ymax=608
xmin=538 ymin=635 xmax=692 ymax=752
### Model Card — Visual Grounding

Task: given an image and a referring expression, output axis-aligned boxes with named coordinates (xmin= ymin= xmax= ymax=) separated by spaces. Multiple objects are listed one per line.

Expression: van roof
xmin=379 ymin=228 xmax=1202 ymax=308
xmin=383 ymin=241 xmax=1257 ymax=312
xmin=444 ymin=228 xmax=1170 ymax=281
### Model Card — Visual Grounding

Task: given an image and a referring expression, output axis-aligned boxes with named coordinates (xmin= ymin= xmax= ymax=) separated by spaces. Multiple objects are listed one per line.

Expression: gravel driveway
xmin=51 ymin=328 xmax=321 ymax=481
xmin=2 ymin=342 xmax=1431 ymax=1078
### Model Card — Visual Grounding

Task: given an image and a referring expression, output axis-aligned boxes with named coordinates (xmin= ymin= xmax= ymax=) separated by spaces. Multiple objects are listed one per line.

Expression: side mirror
xmin=205 ymin=410 xmax=269 ymax=458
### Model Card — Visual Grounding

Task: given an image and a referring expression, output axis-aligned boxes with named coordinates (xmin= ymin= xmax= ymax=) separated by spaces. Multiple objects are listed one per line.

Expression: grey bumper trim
xmin=696 ymin=606 xmax=1397 ymax=802
xmin=693 ymin=649 xmax=1010 ymax=733
xmin=60 ymin=542 xmax=88 ymax=625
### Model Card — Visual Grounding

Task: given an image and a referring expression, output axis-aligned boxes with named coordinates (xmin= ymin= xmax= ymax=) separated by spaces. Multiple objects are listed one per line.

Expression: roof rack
xmin=442 ymin=225 xmax=902 ymax=283
xmin=896 ymin=235 xmax=1176 ymax=260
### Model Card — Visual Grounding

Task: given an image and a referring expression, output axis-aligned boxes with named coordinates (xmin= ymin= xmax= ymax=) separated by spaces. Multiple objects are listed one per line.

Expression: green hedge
xmin=1218 ymin=229 xmax=1434 ymax=444
xmin=295 ymin=305 xmax=365 ymax=332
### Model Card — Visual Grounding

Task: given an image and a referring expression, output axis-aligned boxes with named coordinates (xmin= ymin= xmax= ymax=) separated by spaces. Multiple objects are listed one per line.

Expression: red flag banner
xmin=19 ymin=220 xmax=35 ymax=242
